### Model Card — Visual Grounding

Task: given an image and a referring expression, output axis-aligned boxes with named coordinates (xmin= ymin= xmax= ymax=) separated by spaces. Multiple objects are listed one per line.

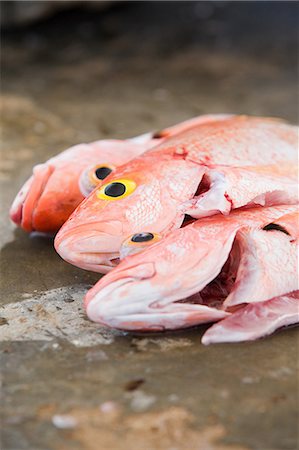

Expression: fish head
xmin=54 ymin=152 xmax=204 ymax=272
xmin=9 ymin=139 xmax=155 ymax=233
xmin=84 ymin=222 xmax=233 ymax=330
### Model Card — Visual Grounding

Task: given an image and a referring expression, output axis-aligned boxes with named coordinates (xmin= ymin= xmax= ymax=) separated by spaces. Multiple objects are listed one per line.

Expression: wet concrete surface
xmin=1 ymin=2 xmax=298 ymax=449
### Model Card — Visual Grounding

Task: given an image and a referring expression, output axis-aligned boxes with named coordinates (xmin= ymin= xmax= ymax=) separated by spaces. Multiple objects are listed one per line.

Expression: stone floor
xmin=1 ymin=2 xmax=298 ymax=449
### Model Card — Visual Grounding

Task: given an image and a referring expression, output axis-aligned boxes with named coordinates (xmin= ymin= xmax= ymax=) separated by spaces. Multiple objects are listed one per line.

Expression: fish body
xmin=84 ymin=205 xmax=298 ymax=342
xmin=10 ymin=114 xmax=226 ymax=233
xmin=55 ymin=116 xmax=298 ymax=272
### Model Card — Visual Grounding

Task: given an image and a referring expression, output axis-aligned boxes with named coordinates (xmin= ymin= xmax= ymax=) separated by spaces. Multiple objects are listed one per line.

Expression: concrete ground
xmin=1 ymin=2 xmax=298 ymax=449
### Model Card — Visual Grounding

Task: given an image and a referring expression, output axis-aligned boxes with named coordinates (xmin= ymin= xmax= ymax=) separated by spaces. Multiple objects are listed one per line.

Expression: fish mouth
xmin=86 ymin=275 xmax=230 ymax=331
xmin=54 ymin=222 xmax=124 ymax=273
xmin=9 ymin=164 xmax=54 ymax=232
xmin=84 ymin=242 xmax=239 ymax=331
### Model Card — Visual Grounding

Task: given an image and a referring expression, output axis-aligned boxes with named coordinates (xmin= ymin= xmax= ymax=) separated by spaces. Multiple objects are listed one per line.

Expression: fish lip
xmin=85 ymin=276 xmax=149 ymax=323
xmin=9 ymin=198 xmax=24 ymax=227
xmin=55 ymin=247 xmax=120 ymax=273
xmin=54 ymin=220 xmax=125 ymax=271
xmin=84 ymin=262 xmax=157 ymax=309
xmin=72 ymin=251 xmax=120 ymax=273
xmin=54 ymin=231 xmax=123 ymax=273
xmin=9 ymin=175 xmax=34 ymax=226
xmin=10 ymin=164 xmax=54 ymax=232
xmin=85 ymin=276 xmax=134 ymax=307
xmin=54 ymin=220 xmax=124 ymax=246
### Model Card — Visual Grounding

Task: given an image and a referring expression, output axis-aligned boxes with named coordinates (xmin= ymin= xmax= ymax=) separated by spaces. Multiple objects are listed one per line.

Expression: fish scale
xmin=12 ymin=114 xmax=222 ymax=232
xmin=55 ymin=115 xmax=298 ymax=273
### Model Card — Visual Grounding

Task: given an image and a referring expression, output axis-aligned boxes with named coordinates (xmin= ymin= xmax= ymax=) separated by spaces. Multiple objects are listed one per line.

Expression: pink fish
xmin=10 ymin=114 xmax=222 ymax=233
xmin=84 ymin=206 xmax=298 ymax=342
xmin=54 ymin=116 xmax=298 ymax=273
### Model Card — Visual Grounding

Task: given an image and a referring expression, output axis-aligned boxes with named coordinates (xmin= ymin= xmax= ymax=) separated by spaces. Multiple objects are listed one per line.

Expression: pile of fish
xmin=10 ymin=115 xmax=299 ymax=344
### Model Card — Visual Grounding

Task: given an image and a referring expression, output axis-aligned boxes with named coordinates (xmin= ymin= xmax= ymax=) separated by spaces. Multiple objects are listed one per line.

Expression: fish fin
xmin=224 ymin=228 xmax=298 ymax=307
xmin=154 ymin=114 xmax=234 ymax=138
xmin=202 ymin=292 xmax=299 ymax=344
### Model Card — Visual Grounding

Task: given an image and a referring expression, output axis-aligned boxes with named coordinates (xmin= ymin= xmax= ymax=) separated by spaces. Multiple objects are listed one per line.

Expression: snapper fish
xmin=84 ymin=206 xmax=298 ymax=343
xmin=10 ymin=114 xmax=222 ymax=233
xmin=54 ymin=115 xmax=298 ymax=273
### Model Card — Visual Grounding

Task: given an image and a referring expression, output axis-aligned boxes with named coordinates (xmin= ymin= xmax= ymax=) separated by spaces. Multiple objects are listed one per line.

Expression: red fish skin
xmin=55 ymin=116 xmax=298 ymax=272
xmin=10 ymin=114 xmax=231 ymax=233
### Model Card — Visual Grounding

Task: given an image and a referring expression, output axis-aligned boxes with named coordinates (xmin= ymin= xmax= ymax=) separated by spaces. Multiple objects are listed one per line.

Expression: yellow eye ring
xmin=96 ymin=178 xmax=137 ymax=201
xmin=120 ymin=232 xmax=162 ymax=259
xmin=124 ymin=232 xmax=162 ymax=247
xmin=89 ymin=164 xmax=115 ymax=185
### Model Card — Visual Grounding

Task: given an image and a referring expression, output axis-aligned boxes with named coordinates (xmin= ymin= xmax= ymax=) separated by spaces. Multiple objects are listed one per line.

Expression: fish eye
xmin=125 ymin=232 xmax=161 ymax=247
xmin=90 ymin=164 xmax=115 ymax=184
xmin=96 ymin=179 xmax=136 ymax=201
xmin=94 ymin=166 xmax=113 ymax=180
xmin=105 ymin=182 xmax=126 ymax=197
xmin=120 ymin=232 xmax=162 ymax=259
xmin=79 ymin=164 xmax=115 ymax=197
xmin=131 ymin=232 xmax=155 ymax=242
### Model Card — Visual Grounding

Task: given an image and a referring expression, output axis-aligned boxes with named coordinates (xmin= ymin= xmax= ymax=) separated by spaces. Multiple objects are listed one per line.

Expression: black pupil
xmin=131 ymin=232 xmax=154 ymax=243
xmin=95 ymin=166 xmax=112 ymax=180
xmin=104 ymin=182 xmax=126 ymax=197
